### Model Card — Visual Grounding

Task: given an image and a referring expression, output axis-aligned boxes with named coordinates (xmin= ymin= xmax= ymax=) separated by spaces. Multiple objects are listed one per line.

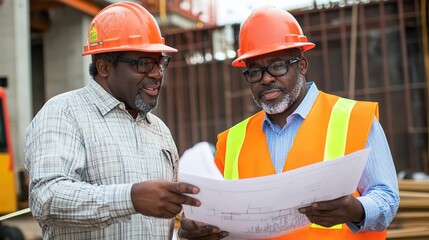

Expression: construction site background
xmin=0 ymin=0 xmax=427 ymax=239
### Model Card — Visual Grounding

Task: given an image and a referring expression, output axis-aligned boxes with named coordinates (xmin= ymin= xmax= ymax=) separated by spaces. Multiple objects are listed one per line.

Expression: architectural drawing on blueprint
xmin=205 ymin=206 xmax=310 ymax=234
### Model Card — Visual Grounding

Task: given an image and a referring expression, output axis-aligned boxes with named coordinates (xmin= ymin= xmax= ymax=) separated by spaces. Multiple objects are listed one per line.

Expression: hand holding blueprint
xmin=179 ymin=145 xmax=371 ymax=239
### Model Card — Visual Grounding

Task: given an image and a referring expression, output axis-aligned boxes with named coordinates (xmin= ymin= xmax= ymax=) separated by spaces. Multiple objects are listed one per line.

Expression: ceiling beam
xmin=30 ymin=0 xmax=63 ymax=11
xmin=58 ymin=0 xmax=101 ymax=16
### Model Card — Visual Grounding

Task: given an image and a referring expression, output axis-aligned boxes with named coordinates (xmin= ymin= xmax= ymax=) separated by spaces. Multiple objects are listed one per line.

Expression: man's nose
xmin=147 ymin=64 xmax=163 ymax=79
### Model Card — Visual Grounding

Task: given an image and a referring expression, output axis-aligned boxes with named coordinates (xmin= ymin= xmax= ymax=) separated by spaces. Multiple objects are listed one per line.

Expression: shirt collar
xmin=262 ymin=81 xmax=319 ymax=130
xmin=293 ymin=81 xmax=319 ymax=119
xmin=86 ymin=80 xmax=151 ymax=123
xmin=87 ymin=80 xmax=121 ymax=116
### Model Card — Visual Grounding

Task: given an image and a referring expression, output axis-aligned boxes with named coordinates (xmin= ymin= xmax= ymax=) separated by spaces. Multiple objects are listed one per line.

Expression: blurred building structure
xmin=157 ymin=0 xmax=429 ymax=175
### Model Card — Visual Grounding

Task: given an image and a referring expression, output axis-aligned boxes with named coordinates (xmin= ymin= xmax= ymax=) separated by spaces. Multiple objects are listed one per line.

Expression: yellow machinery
xmin=0 ymin=79 xmax=16 ymax=217
xmin=0 ymin=76 xmax=24 ymax=239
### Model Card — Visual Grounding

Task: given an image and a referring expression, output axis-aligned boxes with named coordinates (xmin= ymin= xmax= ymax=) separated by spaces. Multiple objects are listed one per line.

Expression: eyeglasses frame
xmin=117 ymin=55 xmax=171 ymax=74
xmin=242 ymin=57 xmax=301 ymax=83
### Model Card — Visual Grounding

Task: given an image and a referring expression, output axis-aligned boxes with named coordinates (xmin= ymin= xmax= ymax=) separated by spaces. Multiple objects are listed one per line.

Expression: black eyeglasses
xmin=242 ymin=57 xmax=301 ymax=83
xmin=117 ymin=56 xmax=171 ymax=74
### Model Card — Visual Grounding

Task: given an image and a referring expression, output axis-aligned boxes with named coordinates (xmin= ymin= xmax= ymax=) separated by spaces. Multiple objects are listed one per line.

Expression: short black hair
xmin=287 ymin=47 xmax=304 ymax=59
xmin=88 ymin=52 xmax=121 ymax=78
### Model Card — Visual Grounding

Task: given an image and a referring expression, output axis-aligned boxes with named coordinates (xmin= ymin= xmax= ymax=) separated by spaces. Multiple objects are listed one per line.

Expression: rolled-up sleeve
xmin=347 ymin=117 xmax=400 ymax=232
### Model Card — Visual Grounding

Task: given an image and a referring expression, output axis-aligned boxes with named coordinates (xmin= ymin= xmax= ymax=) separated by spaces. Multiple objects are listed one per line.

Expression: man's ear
xmin=299 ymin=57 xmax=308 ymax=75
xmin=96 ymin=59 xmax=110 ymax=78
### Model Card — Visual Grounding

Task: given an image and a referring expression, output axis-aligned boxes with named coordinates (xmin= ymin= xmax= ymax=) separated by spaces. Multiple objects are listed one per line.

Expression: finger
xmin=181 ymin=231 xmax=228 ymax=240
xmin=180 ymin=219 xmax=229 ymax=239
xmin=310 ymin=200 xmax=336 ymax=211
xmin=180 ymin=224 xmax=222 ymax=239
xmin=312 ymin=195 xmax=351 ymax=211
xmin=180 ymin=218 xmax=216 ymax=231
xmin=306 ymin=214 xmax=339 ymax=228
xmin=167 ymin=192 xmax=201 ymax=208
xmin=169 ymin=183 xmax=201 ymax=207
xmin=180 ymin=218 xmax=203 ymax=231
xmin=162 ymin=202 xmax=183 ymax=217
xmin=298 ymin=206 xmax=312 ymax=214
xmin=181 ymin=195 xmax=201 ymax=207
xmin=299 ymin=207 xmax=336 ymax=222
xmin=174 ymin=182 xmax=200 ymax=194
xmin=298 ymin=201 xmax=332 ymax=214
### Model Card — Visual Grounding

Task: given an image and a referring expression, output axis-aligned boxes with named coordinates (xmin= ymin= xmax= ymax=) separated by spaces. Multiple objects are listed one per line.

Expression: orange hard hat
xmin=82 ymin=1 xmax=177 ymax=56
xmin=232 ymin=6 xmax=315 ymax=67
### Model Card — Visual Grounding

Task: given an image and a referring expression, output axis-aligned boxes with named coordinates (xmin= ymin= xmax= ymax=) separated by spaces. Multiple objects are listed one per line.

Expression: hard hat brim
xmin=232 ymin=42 xmax=315 ymax=67
xmin=82 ymin=44 xmax=178 ymax=56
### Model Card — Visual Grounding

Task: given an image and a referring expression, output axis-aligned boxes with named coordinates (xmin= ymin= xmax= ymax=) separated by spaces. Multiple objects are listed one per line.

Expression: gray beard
xmin=135 ymin=94 xmax=157 ymax=113
xmin=253 ymin=74 xmax=304 ymax=115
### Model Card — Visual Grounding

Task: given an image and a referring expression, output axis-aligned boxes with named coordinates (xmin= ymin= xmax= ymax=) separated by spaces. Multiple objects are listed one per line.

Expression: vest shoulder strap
xmin=224 ymin=118 xmax=250 ymax=180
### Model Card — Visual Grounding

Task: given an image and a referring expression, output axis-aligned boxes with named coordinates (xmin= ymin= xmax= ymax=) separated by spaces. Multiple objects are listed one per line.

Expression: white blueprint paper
xmin=179 ymin=147 xmax=371 ymax=239
xmin=179 ymin=142 xmax=223 ymax=180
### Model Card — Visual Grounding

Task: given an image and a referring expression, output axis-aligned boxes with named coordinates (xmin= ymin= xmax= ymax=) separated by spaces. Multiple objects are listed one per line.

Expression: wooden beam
xmin=399 ymin=190 xmax=429 ymax=199
xmin=30 ymin=0 xmax=63 ymax=12
xmin=394 ymin=212 xmax=429 ymax=219
xmin=30 ymin=10 xmax=50 ymax=32
xmin=399 ymin=199 xmax=429 ymax=208
xmin=398 ymin=180 xmax=429 ymax=192
xmin=58 ymin=0 xmax=101 ymax=16
xmin=387 ymin=227 xmax=429 ymax=239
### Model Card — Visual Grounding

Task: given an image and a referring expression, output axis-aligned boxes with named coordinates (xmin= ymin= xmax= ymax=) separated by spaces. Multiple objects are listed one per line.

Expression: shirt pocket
xmin=85 ymin=140 xmax=125 ymax=184
xmin=159 ymin=149 xmax=176 ymax=181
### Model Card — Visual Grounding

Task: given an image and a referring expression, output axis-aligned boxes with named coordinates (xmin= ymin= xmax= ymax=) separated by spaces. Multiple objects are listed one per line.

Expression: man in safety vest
xmin=179 ymin=6 xmax=399 ymax=240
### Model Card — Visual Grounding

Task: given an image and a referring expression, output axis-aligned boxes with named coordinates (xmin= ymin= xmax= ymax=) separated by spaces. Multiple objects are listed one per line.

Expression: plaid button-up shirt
xmin=25 ymin=80 xmax=179 ymax=239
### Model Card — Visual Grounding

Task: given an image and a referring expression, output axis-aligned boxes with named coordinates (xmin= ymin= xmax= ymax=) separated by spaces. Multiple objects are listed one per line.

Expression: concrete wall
xmin=43 ymin=6 xmax=91 ymax=100
xmin=0 ymin=0 xmax=32 ymax=171
xmin=0 ymin=1 xmax=92 ymax=197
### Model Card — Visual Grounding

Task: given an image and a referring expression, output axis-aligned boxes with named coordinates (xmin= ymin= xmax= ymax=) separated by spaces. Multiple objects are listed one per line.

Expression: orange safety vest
xmin=214 ymin=91 xmax=386 ymax=240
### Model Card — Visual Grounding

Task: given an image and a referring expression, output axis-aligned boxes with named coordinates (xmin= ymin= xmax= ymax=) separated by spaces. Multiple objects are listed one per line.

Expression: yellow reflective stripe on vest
xmin=224 ymin=118 xmax=250 ymax=180
xmin=323 ymin=98 xmax=356 ymax=161
xmin=311 ymin=97 xmax=356 ymax=230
